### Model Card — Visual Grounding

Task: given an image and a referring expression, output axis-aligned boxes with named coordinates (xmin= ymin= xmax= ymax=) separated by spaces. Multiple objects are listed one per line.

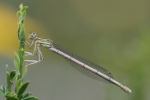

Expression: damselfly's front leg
xmin=25 ymin=41 xmax=44 ymax=66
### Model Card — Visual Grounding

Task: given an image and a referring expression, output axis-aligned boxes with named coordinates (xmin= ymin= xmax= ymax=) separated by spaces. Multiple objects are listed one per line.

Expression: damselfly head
xmin=29 ymin=32 xmax=36 ymax=40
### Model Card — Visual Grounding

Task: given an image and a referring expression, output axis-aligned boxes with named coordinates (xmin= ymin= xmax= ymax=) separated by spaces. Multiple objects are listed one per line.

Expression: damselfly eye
xmin=29 ymin=32 xmax=36 ymax=39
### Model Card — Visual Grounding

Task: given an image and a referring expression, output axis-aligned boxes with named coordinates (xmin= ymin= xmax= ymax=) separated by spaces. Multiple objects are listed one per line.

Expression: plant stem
xmin=17 ymin=4 xmax=28 ymax=79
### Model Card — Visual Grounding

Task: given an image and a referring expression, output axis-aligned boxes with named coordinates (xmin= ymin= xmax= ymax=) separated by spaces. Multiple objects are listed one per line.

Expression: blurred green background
xmin=0 ymin=0 xmax=150 ymax=100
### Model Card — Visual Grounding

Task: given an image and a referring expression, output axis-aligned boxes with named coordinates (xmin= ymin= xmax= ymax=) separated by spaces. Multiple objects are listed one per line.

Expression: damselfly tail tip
xmin=121 ymin=85 xmax=132 ymax=94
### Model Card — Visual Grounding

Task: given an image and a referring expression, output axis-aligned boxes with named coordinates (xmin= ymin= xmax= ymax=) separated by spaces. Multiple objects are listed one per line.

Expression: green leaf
xmin=15 ymin=78 xmax=22 ymax=93
xmin=0 ymin=87 xmax=4 ymax=96
xmin=7 ymin=72 xmax=11 ymax=92
xmin=23 ymin=65 xmax=28 ymax=79
xmin=14 ymin=52 xmax=20 ymax=73
xmin=22 ymin=6 xmax=28 ymax=13
xmin=22 ymin=96 xmax=38 ymax=100
xmin=22 ymin=93 xmax=32 ymax=98
xmin=18 ymin=25 xmax=25 ymax=41
xmin=10 ymin=70 xmax=16 ymax=80
xmin=17 ymin=81 xmax=30 ymax=98
xmin=17 ymin=4 xmax=28 ymax=16
xmin=19 ymin=4 xmax=28 ymax=13
xmin=1 ymin=85 xmax=6 ymax=94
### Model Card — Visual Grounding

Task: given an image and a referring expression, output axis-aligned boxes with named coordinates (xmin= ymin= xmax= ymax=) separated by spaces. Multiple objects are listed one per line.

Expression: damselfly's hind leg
xmin=24 ymin=60 xmax=41 ymax=66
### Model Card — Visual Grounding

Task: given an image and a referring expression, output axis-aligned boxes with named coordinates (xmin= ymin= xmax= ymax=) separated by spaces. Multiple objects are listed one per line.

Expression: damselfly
xmin=25 ymin=32 xmax=132 ymax=93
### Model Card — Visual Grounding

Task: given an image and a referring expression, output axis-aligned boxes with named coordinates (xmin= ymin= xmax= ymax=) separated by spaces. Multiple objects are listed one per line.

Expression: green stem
xmin=17 ymin=4 xmax=28 ymax=79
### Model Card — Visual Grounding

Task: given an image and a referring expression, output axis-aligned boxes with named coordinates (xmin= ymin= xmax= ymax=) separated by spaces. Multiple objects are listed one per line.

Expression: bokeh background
xmin=0 ymin=0 xmax=150 ymax=100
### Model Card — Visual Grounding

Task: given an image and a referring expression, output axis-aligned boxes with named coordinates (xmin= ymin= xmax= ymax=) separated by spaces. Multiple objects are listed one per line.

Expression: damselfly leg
xmin=24 ymin=34 xmax=44 ymax=66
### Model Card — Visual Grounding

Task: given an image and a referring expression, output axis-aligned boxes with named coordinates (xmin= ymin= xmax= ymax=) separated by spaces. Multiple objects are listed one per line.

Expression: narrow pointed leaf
xmin=1 ymin=85 xmax=6 ymax=94
xmin=7 ymin=72 xmax=11 ymax=92
xmin=0 ymin=88 xmax=4 ymax=96
xmin=14 ymin=52 xmax=20 ymax=72
xmin=17 ymin=81 xmax=30 ymax=98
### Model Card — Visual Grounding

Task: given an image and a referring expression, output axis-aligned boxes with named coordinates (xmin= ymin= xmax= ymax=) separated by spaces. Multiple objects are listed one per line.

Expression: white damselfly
xmin=25 ymin=32 xmax=132 ymax=93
